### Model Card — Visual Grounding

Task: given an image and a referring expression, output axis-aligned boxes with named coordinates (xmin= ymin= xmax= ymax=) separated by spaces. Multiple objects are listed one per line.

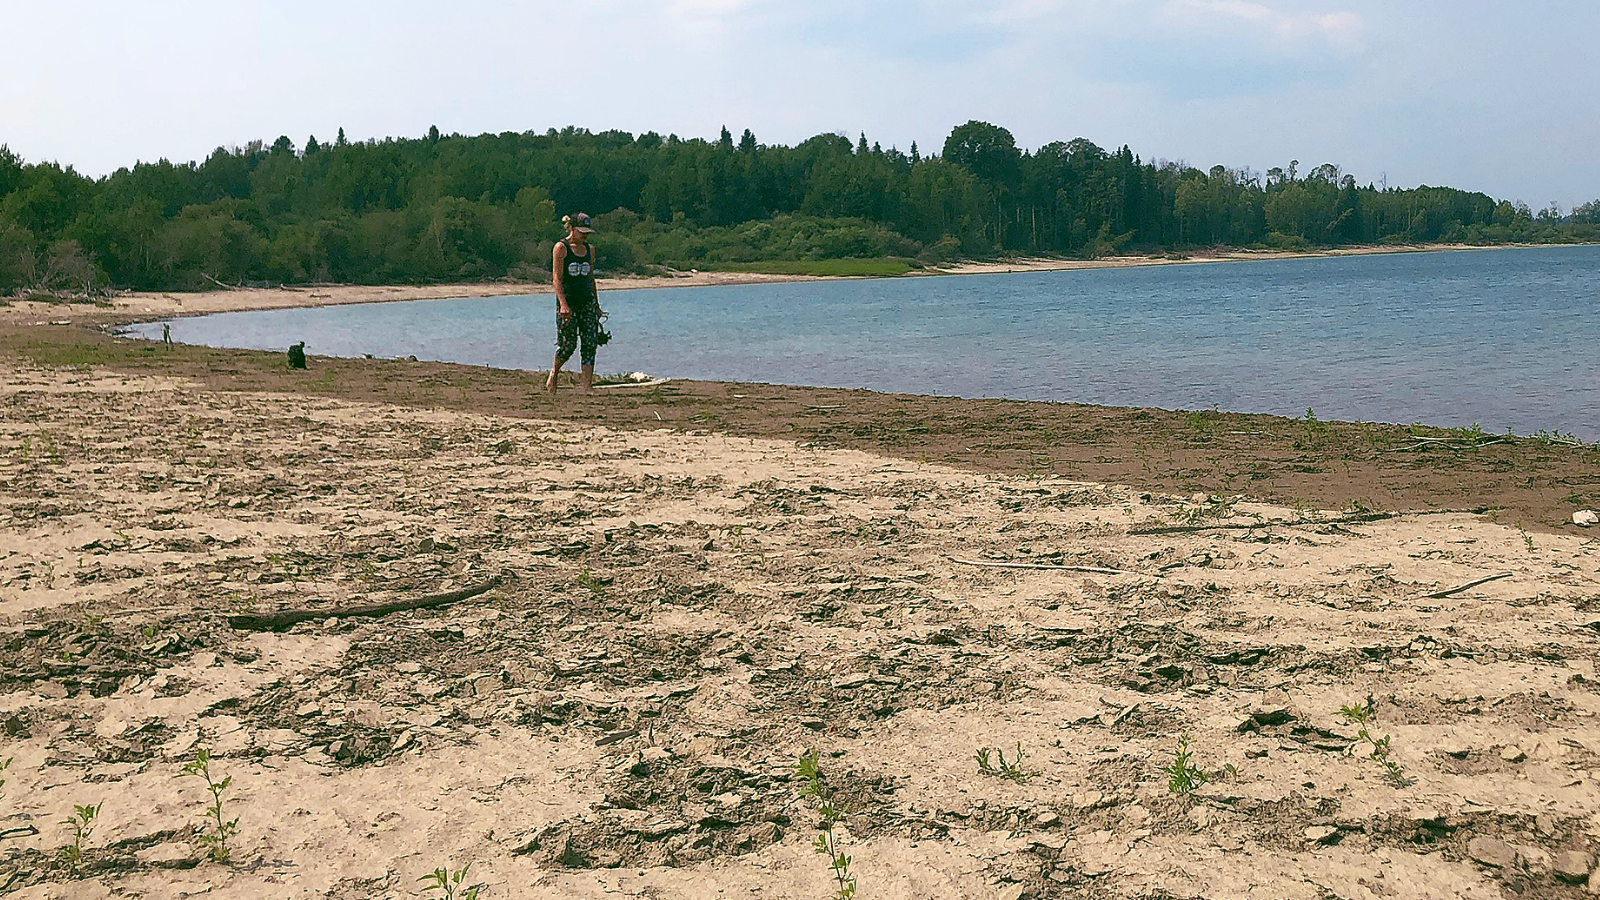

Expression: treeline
xmin=1 ymin=121 xmax=1597 ymax=293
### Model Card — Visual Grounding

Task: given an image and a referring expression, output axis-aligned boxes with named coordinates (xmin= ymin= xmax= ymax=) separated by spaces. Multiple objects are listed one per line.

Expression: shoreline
xmin=2 ymin=330 xmax=1600 ymax=898
xmin=4 ymin=321 xmax=1598 ymax=535
xmin=0 ymin=240 xmax=1574 ymax=328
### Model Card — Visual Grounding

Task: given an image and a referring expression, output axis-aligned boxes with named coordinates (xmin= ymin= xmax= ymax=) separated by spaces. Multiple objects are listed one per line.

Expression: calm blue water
xmin=128 ymin=245 xmax=1600 ymax=439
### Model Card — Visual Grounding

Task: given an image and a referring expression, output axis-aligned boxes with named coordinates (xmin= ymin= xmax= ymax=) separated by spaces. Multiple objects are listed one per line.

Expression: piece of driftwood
xmin=1420 ymin=571 xmax=1512 ymax=599
xmin=200 ymin=272 xmax=240 ymax=290
xmin=1131 ymin=511 xmax=1396 ymax=535
xmin=595 ymin=377 xmax=670 ymax=389
xmin=227 ymin=577 xmax=502 ymax=631
xmin=949 ymin=556 xmax=1153 ymax=577
xmin=1382 ymin=438 xmax=1508 ymax=453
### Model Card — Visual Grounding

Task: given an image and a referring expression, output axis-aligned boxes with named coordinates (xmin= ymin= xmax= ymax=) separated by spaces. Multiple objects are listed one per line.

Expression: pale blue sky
xmin=4 ymin=0 xmax=1596 ymax=210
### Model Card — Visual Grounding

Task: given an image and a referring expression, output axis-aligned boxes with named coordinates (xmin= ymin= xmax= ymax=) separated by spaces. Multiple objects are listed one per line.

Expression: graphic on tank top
xmin=559 ymin=240 xmax=597 ymax=304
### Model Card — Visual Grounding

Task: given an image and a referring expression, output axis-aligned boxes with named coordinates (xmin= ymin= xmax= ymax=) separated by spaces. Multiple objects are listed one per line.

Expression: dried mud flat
xmin=3 ymin=359 xmax=1600 ymax=900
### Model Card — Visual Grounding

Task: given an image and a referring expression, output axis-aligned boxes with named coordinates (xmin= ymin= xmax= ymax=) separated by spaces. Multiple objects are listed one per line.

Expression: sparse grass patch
xmin=975 ymin=742 xmax=1038 ymax=784
xmin=1530 ymin=428 xmax=1582 ymax=446
xmin=1447 ymin=422 xmax=1488 ymax=444
xmin=1183 ymin=409 xmax=1218 ymax=443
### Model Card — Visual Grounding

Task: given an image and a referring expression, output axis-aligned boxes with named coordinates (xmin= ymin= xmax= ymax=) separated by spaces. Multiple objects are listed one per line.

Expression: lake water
xmin=128 ymin=245 xmax=1600 ymax=440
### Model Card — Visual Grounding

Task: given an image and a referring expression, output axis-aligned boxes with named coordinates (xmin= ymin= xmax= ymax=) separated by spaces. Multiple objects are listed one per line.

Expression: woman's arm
xmin=552 ymin=241 xmax=571 ymax=319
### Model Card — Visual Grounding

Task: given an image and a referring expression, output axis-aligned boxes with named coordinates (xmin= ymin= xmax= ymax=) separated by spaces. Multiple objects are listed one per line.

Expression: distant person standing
xmin=546 ymin=212 xmax=605 ymax=393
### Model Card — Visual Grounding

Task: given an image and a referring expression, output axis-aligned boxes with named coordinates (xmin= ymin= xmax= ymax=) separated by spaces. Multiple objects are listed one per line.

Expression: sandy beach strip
xmin=2 ymin=259 xmax=1599 ymax=898
xmin=0 ymin=242 xmax=1526 ymax=327
xmin=1 ymin=349 xmax=1598 ymax=899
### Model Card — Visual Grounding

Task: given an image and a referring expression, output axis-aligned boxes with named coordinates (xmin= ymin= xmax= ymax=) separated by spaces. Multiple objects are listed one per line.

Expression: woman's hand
xmin=558 ymin=302 xmax=573 ymax=321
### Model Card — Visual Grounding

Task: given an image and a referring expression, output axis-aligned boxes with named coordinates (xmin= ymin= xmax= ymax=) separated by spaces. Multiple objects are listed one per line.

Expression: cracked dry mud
xmin=3 ymin=360 xmax=1600 ymax=900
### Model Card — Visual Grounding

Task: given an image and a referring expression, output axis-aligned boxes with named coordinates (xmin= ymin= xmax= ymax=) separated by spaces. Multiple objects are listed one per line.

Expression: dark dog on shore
xmin=288 ymin=342 xmax=307 ymax=369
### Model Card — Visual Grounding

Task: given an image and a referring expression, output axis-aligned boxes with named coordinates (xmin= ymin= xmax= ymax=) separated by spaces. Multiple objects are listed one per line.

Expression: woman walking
xmin=546 ymin=212 xmax=604 ymax=393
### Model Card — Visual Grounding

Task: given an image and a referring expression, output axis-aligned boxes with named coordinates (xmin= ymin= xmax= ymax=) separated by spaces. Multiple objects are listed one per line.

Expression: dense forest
xmin=2 ymin=120 xmax=1597 ymax=293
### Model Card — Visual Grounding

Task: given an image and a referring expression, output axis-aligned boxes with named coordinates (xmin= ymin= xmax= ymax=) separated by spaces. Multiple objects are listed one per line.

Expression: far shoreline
xmin=2 ymin=240 xmax=1588 ymax=328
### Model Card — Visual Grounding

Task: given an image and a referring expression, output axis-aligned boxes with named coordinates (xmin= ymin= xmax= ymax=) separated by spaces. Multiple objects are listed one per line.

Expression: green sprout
xmin=1338 ymin=702 xmax=1410 ymax=787
xmin=1164 ymin=736 xmax=1209 ymax=794
xmin=59 ymin=802 xmax=101 ymax=875
xmin=1163 ymin=736 xmax=1237 ymax=795
xmin=419 ymin=863 xmax=480 ymax=900
xmin=181 ymin=748 xmax=240 ymax=862
xmin=575 ymin=568 xmax=609 ymax=595
xmin=975 ymin=742 xmax=1038 ymax=784
xmin=795 ymin=749 xmax=857 ymax=900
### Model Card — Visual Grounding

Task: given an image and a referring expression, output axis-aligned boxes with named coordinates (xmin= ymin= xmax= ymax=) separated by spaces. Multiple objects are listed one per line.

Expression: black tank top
xmin=558 ymin=239 xmax=596 ymax=306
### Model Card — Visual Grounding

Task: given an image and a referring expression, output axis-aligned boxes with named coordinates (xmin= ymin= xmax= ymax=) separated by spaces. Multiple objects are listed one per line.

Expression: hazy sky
xmin=5 ymin=0 xmax=1596 ymax=209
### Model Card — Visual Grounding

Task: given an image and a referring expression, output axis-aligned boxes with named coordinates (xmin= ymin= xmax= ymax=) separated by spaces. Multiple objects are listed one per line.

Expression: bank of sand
xmin=0 ymin=241 xmax=1504 ymax=327
xmin=2 ymin=279 xmax=1600 ymax=898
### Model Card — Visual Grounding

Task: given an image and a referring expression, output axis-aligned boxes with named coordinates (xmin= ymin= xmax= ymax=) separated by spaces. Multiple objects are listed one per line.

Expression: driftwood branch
xmin=227 ymin=577 xmax=502 ymax=631
xmin=1382 ymin=438 xmax=1509 ymax=453
xmin=595 ymin=378 xmax=670 ymax=389
xmin=1130 ymin=511 xmax=1396 ymax=535
xmin=949 ymin=556 xmax=1154 ymax=578
xmin=1420 ymin=571 xmax=1513 ymax=599
xmin=199 ymin=272 xmax=241 ymax=291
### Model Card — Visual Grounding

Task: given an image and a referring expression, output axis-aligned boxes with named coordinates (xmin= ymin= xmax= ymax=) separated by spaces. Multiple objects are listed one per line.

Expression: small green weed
xmin=419 ymin=862 xmax=480 ymax=900
xmin=1530 ymin=429 xmax=1580 ymax=445
xmin=975 ymin=742 xmax=1038 ymax=784
xmin=181 ymin=748 xmax=239 ymax=862
xmin=1295 ymin=408 xmax=1332 ymax=449
xmin=1164 ymin=736 xmax=1208 ymax=794
xmin=1183 ymin=410 xmax=1217 ymax=442
xmin=1338 ymin=701 xmax=1410 ymax=787
xmin=264 ymin=553 xmax=305 ymax=586
xmin=1163 ymin=736 xmax=1237 ymax=795
xmin=575 ymin=568 xmax=610 ymax=594
xmin=795 ymin=749 xmax=857 ymax=900
xmin=59 ymin=802 xmax=100 ymax=875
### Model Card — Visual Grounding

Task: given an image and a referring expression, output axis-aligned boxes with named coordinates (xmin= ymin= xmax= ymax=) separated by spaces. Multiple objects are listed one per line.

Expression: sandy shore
xmin=2 ymin=353 xmax=1599 ymax=899
xmin=2 ymin=254 xmax=1599 ymax=898
xmin=0 ymin=272 xmax=832 ymax=326
xmin=0 ymin=242 xmax=1512 ymax=327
